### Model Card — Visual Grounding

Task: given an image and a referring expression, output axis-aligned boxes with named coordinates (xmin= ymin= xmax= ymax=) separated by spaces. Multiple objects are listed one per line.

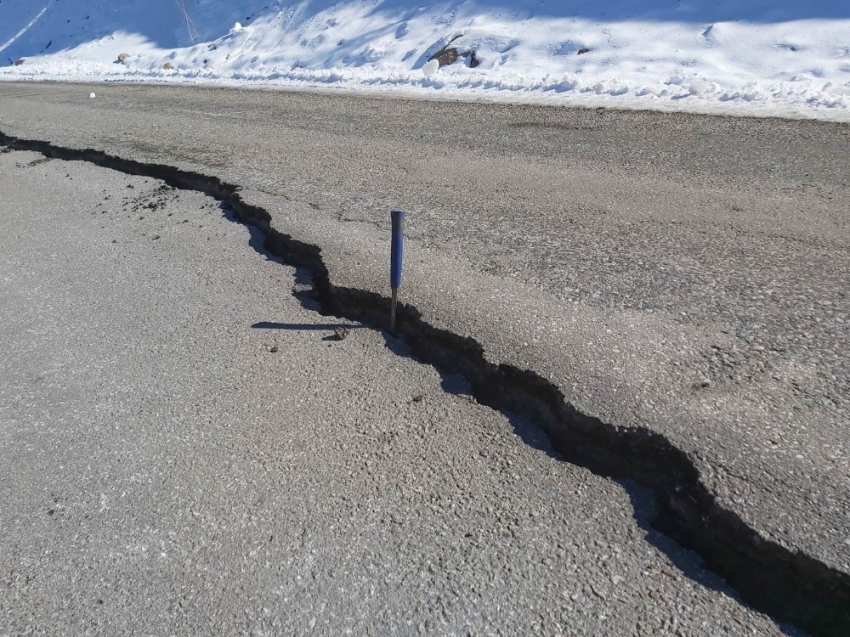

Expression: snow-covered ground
xmin=1 ymin=1 xmax=849 ymax=120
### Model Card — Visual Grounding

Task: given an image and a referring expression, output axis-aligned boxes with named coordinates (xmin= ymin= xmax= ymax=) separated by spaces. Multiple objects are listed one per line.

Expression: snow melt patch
xmin=0 ymin=0 xmax=848 ymax=121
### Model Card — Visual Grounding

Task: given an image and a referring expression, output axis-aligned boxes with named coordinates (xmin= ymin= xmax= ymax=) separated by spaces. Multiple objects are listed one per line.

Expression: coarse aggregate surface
xmin=0 ymin=82 xmax=847 ymax=587
xmin=0 ymin=151 xmax=792 ymax=635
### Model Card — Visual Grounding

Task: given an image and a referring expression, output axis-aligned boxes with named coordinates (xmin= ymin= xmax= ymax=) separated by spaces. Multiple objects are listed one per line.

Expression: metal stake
xmin=390 ymin=210 xmax=405 ymax=332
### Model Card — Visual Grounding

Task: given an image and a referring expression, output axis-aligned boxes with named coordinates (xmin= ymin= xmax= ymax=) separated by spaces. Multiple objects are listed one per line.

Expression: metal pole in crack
xmin=390 ymin=210 xmax=405 ymax=333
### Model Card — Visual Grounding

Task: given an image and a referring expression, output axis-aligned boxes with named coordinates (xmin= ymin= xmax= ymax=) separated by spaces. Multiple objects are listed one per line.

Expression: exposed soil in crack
xmin=2 ymin=130 xmax=848 ymax=637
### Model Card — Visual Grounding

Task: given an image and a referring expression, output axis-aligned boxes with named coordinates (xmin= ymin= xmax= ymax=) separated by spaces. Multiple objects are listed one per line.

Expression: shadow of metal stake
xmin=390 ymin=210 xmax=405 ymax=332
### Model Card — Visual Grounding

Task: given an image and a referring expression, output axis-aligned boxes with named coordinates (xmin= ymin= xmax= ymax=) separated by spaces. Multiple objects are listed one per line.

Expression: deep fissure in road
xmin=2 ymin=131 xmax=847 ymax=637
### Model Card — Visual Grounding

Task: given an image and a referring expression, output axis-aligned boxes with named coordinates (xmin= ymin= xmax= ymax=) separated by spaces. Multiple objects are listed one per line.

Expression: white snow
xmin=1 ymin=0 xmax=848 ymax=120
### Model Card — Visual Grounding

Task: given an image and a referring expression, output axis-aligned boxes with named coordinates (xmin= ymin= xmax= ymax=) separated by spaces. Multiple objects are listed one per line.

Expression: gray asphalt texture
xmin=1 ymin=80 xmax=848 ymax=598
xmin=0 ymin=151 xmax=791 ymax=635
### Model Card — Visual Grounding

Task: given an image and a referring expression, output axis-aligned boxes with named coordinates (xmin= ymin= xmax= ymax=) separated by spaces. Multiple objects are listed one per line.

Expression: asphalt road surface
xmin=0 ymin=150 xmax=790 ymax=636
xmin=0 ymin=82 xmax=847 ymax=633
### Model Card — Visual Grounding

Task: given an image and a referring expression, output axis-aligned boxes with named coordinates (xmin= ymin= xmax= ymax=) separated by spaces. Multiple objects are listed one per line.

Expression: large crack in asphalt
xmin=2 ymin=131 xmax=848 ymax=636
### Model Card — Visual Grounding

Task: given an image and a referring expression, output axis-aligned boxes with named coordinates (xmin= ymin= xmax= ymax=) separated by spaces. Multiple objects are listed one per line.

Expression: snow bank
xmin=1 ymin=0 xmax=848 ymax=120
